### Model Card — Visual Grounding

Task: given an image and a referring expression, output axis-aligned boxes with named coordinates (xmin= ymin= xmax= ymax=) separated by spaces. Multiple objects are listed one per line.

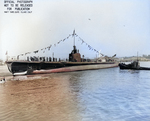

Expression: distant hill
xmin=117 ymin=56 xmax=150 ymax=62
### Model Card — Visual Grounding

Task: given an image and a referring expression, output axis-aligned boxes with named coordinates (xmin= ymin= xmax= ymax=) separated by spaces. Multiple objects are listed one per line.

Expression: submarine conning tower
xmin=69 ymin=46 xmax=81 ymax=62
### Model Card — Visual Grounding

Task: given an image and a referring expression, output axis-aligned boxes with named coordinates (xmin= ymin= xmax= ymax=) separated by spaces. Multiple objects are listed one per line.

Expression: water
xmin=0 ymin=62 xmax=150 ymax=121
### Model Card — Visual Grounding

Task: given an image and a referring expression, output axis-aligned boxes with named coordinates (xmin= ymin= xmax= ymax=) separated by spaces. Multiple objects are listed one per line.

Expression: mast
xmin=137 ymin=51 xmax=138 ymax=61
xmin=73 ymin=29 xmax=75 ymax=47
xmin=72 ymin=29 xmax=77 ymax=53
xmin=5 ymin=51 xmax=8 ymax=62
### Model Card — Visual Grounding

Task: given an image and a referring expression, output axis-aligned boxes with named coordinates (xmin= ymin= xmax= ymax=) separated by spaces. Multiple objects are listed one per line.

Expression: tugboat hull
xmin=119 ymin=63 xmax=150 ymax=70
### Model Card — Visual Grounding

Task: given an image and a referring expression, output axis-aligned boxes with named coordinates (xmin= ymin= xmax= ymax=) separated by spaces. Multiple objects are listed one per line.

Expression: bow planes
xmin=6 ymin=31 xmax=118 ymax=76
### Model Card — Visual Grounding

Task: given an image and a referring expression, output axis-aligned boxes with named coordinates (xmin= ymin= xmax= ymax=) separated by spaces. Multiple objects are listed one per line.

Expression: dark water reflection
xmin=0 ymin=62 xmax=150 ymax=121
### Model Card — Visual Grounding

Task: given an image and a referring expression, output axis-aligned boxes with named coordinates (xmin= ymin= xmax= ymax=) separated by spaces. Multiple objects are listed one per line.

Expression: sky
xmin=0 ymin=0 xmax=150 ymax=60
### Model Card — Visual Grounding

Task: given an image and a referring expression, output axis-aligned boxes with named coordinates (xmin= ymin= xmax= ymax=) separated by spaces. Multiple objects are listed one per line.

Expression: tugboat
xmin=6 ymin=31 xmax=119 ymax=75
xmin=119 ymin=60 xmax=150 ymax=70
xmin=119 ymin=61 xmax=140 ymax=69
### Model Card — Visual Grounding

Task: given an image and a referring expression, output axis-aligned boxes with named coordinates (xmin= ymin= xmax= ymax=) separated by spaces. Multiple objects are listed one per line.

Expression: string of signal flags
xmin=18 ymin=32 xmax=104 ymax=57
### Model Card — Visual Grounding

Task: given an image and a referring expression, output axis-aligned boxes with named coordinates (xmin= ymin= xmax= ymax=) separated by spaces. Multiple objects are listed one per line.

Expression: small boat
xmin=119 ymin=61 xmax=150 ymax=70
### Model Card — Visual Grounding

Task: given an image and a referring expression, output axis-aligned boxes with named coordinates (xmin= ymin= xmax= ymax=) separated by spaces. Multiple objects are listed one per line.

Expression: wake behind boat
xmin=6 ymin=31 xmax=118 ymax=75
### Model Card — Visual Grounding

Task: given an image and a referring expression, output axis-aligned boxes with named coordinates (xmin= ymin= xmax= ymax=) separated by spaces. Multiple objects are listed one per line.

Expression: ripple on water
xmin=0 ymin=64 xmax=150 ymax=121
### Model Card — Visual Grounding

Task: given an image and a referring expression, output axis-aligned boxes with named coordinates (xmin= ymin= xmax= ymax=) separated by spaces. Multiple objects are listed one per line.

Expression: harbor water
xmin=0 ymin=62 xmax=150 ymax=121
